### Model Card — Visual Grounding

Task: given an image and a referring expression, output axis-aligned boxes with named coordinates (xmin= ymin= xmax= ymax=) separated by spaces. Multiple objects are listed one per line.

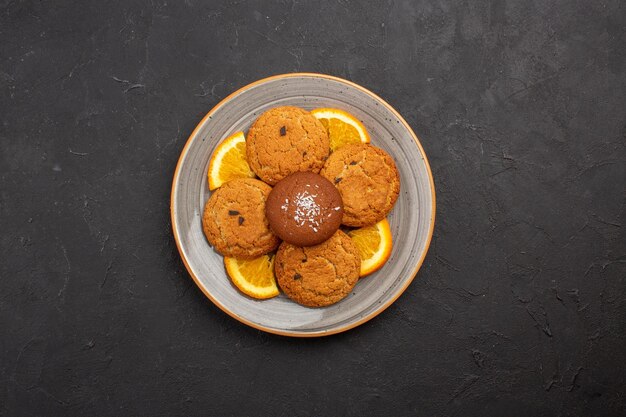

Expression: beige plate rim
xmin=170 ymin=72 xmax=436 ymax=337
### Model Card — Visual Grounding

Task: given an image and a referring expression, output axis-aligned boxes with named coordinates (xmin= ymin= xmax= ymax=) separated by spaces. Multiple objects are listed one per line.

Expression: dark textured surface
xmin=1 ymin=0 xmax=625 ymax=415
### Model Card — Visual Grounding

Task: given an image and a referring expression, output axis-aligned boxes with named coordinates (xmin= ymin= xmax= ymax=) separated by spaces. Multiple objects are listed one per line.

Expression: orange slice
xmin=346 ymin=219 xmax=393 ymax=277
xmin=207 ymin=131 xmax=256 ymax=190
xmin=311 ymin=108 xmax=371 ymax=151
xmin=224 ymin=254 xmax=279 ymax=299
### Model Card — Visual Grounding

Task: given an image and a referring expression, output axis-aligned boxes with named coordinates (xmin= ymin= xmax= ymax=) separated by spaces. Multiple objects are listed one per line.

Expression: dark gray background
xmin=1 ymin=0 xmax=625 ymax=416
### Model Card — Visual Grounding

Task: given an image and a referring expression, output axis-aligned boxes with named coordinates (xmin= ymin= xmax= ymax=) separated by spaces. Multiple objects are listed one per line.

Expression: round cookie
xmin=275 ymin=230 xmax=360 ymax=307
xmin=202 ymin=178 xmax=280 ymax=258
xmin=320 ymin=143 xmax=400 ymax=227
xmin=246 ymin=106 xmax=330 ymax=185
xmin=265 ymin=171 xmax=343 ymax=247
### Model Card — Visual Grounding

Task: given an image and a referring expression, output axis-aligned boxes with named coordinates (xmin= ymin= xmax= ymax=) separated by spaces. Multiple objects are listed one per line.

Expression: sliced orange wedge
xmin=224 ymin=254 xmax=279 ymax=299
xmin=311 ymin=108 xmax=370 ymax=151
xmin=207 ymin=131 xmax=256 ymax=190
xmin=346 ymin=219 xmax=393 ymax=277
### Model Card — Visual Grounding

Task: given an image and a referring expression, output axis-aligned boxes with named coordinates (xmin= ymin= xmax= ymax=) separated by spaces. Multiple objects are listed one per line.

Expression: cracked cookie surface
xmin=320 ymin=143 xmax=400 ymax=227
xmin=246 ymin=106 xmax=330 ymax=185
xmin=202 ymin=178 xmax=280 ymax=258
xmin=275 ymin=230 xmax=360 ymax=307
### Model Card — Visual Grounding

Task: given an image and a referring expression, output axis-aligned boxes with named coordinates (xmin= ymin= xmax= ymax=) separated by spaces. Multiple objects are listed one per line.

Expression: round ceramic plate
xmin=171 ymin=73 xmax=435 ymax=337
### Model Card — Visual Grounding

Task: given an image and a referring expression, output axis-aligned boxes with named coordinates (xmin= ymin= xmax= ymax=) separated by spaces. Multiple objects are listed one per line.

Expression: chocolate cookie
xmin=246 ymin=106 xmax=330 ymax=185
xmin=275 ymin=230 xmax=360 ymax=307
xmin=265 ymin=171 xmax=343 ymax=247
xmin=320 ymin=143 xmax=400 ymax=227
xmin=202 ymin=178 xmax=280 ymax=258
